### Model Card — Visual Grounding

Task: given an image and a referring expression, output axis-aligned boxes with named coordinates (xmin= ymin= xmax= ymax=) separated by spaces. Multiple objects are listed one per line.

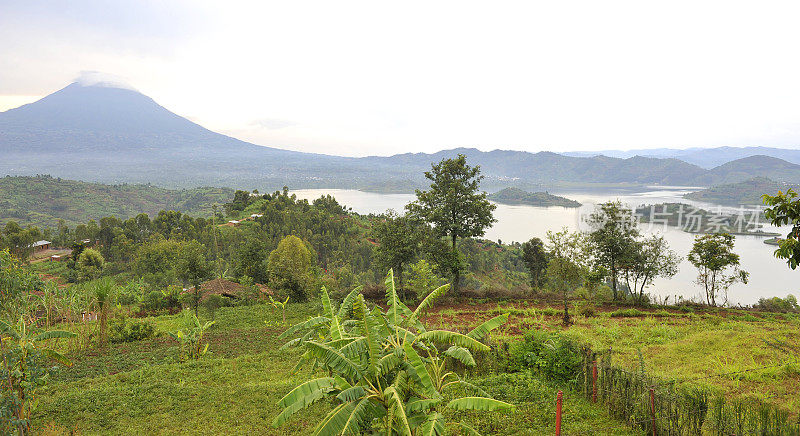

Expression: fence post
xmin=592 ymin=360 xmax=598 ymax=403
xmin=649 ymin=386 xmax=656 ymax=436
xmin=555 ymin=390 xmax=563 ymax=436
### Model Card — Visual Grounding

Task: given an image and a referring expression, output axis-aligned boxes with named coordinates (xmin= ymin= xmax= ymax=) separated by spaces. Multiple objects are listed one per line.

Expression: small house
xmin=32 ymin=240 xmax=51 ymax=252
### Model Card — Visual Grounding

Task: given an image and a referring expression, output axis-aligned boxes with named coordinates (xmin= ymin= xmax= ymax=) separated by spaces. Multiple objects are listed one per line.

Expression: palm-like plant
xmin=273 ymin=270 xmax=513 ymax=435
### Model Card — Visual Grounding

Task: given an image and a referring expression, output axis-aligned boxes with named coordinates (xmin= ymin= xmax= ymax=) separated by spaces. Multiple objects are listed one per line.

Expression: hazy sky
xmin=2 ymin=1 xmax=800 ymax=156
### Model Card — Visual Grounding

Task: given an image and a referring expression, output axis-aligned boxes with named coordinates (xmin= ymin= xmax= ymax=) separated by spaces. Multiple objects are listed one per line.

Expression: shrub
xmin=507 ymin=330 xmax=582 ymax=383
xmin=202 ymin=294 xmax=231 ymax=319
xmin=76 ymin=248 xmax=105 ymax=282
xmin=109 ymin=316 xmax=156 ymax=343
xmin=609 ymin=308 xmax=646 ymax=318
xmin=753 ymin=295 xmax=799 ymax=313
xmin=405 ymin=259 xmax=445 ymax=300
xmin=140 ymin=286 xmax=181 ymax=313
xmin=578 ymin=302 xmax=596 ymax=317
xmin=117 ymin=279 xmax=145 ymax=305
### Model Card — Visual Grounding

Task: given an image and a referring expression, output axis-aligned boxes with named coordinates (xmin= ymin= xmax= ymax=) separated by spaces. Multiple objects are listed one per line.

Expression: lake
xmin=292 ymin=187 xmax=798 ymax=305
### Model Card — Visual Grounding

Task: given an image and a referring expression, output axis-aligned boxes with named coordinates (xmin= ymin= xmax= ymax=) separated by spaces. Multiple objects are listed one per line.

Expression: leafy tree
xmin=407 ymin=154 xmax=496 ymax=293
xmin=620 ymin=235 xmax=681 ymax=303
xmin=587 ymin=200 xmax=640 ymax=300
xmin=0 ymin=221 xmax=41 ymax=261
xmin=688 ymin=233 xmax=749 ymax=306
xmin=274 ymin=271 xmax=513 ymax=435
xmin=175 ymin=241 xmax=213 ymax=317
xmin=0 ymin=249 xmax=44 ymax=318
xmin=546 ymin=229 xmax=592 ymax=326
xmin=371 ymin=210 xmax=423 ymax=294
xmin=235 ymin=237 xmax=270 ymax=283
xmin=763 ymin=188 xmax=800 ymax=269
xmin=267 ymin=235 xmax=313 ymax=302
xmin=521 ymin=237 xmax=548 ymax=289
xmin=405 ymin=259 xmax=445 ymax=300
xmin=77 ymin=248 xmax=105 ymax=282
xmin=224 ymin=190 xmax=253 ymax=215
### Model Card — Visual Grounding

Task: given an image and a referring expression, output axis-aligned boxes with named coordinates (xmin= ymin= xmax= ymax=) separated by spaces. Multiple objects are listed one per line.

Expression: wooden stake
xmin=650 ymin=386 xmax=656 ymax=436
xmin=592 ymin=360 xmax=598 ymax=403
xmin=555 ymin=390 xmax=563 ymax=436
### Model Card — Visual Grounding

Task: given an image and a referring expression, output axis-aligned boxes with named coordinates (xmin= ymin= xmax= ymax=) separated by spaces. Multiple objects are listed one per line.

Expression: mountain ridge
xmin=2 ymin=82 xmax=800 ymax=189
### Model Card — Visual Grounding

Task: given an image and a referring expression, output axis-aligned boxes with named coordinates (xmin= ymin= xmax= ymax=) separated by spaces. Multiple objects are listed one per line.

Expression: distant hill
xmin=3 ymin=82 xmax=800 ymax=190
xmin=692 ymin=155 xmax=800 ymax=186
xmin=360 ymin=149 xmax=708 ymax=187
xmin=0 ymin=175 xmax=233 ymax=228
xmin=685 ymin=177 xmax=800 ymax=206
xmin=563 ymin=146 xmax=800 ymax=168
xmin=488 ymin=187 xmax=581 ymax=207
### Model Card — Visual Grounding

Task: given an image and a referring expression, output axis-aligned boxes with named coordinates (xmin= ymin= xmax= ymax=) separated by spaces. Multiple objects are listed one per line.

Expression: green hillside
xmin=685 ymin=177 xmax=800 ymax=206
xmin=0 ymin=175 xmax=233 ymax=228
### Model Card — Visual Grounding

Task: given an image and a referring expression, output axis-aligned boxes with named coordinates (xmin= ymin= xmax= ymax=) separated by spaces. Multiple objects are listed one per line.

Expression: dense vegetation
xmin=2 ymin=154 xmax=800 ymax=434
xmin=0 ymin=175 xmax=233 ymax=228
xmin=636 ymin=202 xmax=776 ymax=235
xmin=685 ymin=177 xmax=800 ymax=205
xmin=487 ymin=188 xmax=581 ymax=207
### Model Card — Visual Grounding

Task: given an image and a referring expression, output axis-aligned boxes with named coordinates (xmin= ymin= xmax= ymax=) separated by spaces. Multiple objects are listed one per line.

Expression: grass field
xmin=32 ymin=301 xmax=640 ymax=435
xmin=422 ymin=299 xmax=800 ymax=412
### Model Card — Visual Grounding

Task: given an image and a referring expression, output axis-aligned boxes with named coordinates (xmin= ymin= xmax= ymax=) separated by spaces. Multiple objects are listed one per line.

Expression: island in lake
xmin=488 ymin=187 xmax=581 ymax=207
xmin=636 ymin=202 xmax=779 ymax=237
xmin=684 ymin=177 xmax=800 ymax=206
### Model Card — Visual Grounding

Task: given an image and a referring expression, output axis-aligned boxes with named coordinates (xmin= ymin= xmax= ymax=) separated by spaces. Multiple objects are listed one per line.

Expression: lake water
xmin=292 ymin=188 xmax=798 ymax=305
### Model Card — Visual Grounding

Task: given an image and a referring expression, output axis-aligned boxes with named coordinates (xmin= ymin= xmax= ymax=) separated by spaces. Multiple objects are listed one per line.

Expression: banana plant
xmin=168 ymin=311 xmax=215 ymax=361
xmin=0 ymin=316 xmax=75 ymax=433
xmin=268 ymin=295 xmax=290 ymax=324
xmin=273 ymin=270 xmax=513 ymax=435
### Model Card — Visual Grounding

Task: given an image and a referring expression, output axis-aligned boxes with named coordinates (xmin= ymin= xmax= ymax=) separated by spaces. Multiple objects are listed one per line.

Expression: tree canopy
xmin=407 ymin=154 xmax=496 ymax=292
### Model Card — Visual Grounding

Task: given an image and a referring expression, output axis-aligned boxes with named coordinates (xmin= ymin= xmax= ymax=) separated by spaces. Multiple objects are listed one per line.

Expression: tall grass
xmin=578 ymin=349 xmax=800 ymax=435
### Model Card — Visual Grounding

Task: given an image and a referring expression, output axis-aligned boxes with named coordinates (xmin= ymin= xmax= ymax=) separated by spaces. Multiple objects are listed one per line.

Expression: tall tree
xmin=176 ymin=241 xmax=213 ymax=316
xmin=545 ymin=228 xmax=591 ymax=326
xmin=688 ymin=233 xmax=748 ymax=306
xmin=587 ymin=200 xmax=640 ymax=300
xmin=521 ymin=237 xmax=548 ymax=289
xmin=621 ymin=235 xmax=680 ymax=302
xmin=763 ymin=188 xmax=800 ymax=269
xmin=267 ymin=235 xmax=313 ymax=302
xmin=406 ymin=154 xmax=496 ymax=293
xmin=371 ymin=210 xmax=423 ymax=294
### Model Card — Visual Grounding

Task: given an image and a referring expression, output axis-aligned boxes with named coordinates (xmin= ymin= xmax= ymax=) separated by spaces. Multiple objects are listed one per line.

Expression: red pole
xmin=592 ymin=360 xmax=598 ymax=403
xmin=649 ymin=387 xmax=656 ymax=436
xmin=555 ymin=390 xmax=563 ymax=436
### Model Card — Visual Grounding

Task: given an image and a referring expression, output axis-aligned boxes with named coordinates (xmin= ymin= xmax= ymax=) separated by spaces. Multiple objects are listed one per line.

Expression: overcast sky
xmin=2 ymin=1 xmax=800 ymax=156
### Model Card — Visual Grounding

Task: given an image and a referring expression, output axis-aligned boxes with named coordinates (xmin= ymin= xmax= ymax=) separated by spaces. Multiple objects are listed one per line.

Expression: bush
xmin=110 ymin=316 xmax=157 ymax=343
xmin=203 ymin=294 xmax=232 ymax=319
xmin=507 ymin=330 xmax=582 ymax=383
xmin=577 ymin=302 xmax=596 ymax=317
xmin=117 ymin=279 xmax=145 ymax=305
xmin=753 ymin=295 xmax=799 ymax=313
xmin=140 ymin=286 xmax=181 ymax=313
xmin=405 ymin=259 xmax=445 ymax=300
xmin=609 ymin=308 xmax=646 ymax=318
